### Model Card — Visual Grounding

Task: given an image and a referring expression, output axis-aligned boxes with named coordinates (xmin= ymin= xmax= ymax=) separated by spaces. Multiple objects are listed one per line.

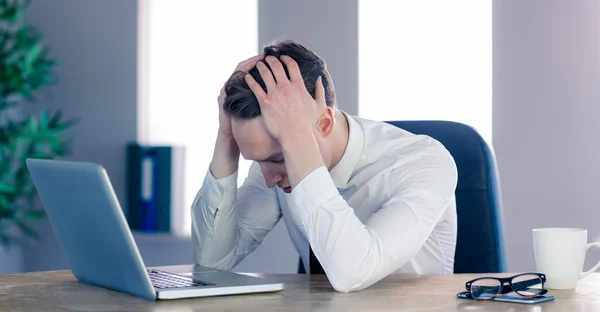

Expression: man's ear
xmin=315 ymin=107 xmax=336 ymax=137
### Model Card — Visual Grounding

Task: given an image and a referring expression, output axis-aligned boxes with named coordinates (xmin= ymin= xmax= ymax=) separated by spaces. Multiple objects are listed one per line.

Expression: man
xmin=191 ymin=40 xmax=458 ymax=293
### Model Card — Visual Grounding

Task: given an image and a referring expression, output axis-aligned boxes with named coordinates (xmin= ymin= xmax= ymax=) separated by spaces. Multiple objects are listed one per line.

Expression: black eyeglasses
xmin=465 ymin=273 xmax=548 ymax=300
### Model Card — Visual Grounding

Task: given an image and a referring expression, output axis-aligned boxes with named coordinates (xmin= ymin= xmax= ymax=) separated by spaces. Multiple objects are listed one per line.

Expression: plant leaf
xmin=27 ymin=117 xmax=38 ymax=136
xmin=23 ymin=209 xmax=45 ymax=220
xmin=0 ymin=0 xmax=68 ymax=245
xmin=0 ymin=184 xmax=15 ymax=195
xmin=38 ymin=110 xmax=49 ymax=130
xmin=25 ymin=43 xmax=43 ymax=69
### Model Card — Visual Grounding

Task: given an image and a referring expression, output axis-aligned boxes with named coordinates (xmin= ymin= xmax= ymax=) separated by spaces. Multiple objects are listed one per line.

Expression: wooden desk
xmin=0 ymin=265 xmax=599 ymax=311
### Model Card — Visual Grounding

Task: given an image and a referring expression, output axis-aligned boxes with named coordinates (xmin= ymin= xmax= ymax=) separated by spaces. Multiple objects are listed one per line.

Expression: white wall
xmin=358 ymin=0 xmax=492 ymax=142
xmin=493 ymin=0 xmax=600 ymax=272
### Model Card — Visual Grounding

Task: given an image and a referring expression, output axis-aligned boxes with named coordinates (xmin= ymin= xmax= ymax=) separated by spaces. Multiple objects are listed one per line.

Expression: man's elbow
xmin=330 ymin=279 xmax=358 ymax=293
xmin=327 ymin=271 xmax=371 ymax=293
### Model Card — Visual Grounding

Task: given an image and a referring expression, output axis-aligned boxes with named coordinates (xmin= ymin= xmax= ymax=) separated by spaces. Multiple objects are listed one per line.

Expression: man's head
xmin=223 ymin=39 xmax=339 ymax=192
xmin=224 ymin=39 xmax=336 ymax=119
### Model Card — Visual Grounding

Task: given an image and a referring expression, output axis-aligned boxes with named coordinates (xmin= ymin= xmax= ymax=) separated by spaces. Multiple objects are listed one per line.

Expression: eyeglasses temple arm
xmin=503 ymin=278 xmax=545 ymax=294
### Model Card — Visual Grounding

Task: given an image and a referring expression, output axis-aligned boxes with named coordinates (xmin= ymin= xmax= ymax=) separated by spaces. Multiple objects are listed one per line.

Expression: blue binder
xmin=126 ymin=144 xmax=185 ymax=234
xmin=140 ymin=152 xmax=157 ymax=231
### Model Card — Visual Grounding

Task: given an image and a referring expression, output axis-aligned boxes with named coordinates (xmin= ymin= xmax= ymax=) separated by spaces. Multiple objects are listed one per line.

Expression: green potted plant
xmin=0 ymin=0 xmax=76 ymax=251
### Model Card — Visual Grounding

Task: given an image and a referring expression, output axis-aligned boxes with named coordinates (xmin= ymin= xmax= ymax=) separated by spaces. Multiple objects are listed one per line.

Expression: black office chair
xmin=298 ymin=120 xmax=506 ymax=274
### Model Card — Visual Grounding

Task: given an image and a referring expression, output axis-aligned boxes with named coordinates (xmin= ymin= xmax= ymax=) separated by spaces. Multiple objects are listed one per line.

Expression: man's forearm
xmin=281 ymin=131 xmax=325 ymax=188
xmin=192 ymin=159 xmax=283 ymax=270
xmin=210 ymin=132 xmax=240 ymax=179
xmin=191 ymin=168 xmax=240 ymax=269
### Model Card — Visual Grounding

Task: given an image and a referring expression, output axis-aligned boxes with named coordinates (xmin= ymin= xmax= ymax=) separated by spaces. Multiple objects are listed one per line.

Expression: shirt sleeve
xmin=191 ymin=161 xmax=281 ymax=270
xmin=290 ymin=149 xmax=458 ymax=292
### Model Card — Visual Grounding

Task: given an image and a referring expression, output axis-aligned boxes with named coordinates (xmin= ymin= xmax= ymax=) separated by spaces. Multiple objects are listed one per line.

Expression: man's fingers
xmin=218 ymin=86 xmax=226 ymax=100
xmin=280 ymin=55 xmax=302 ymax=82
xmin=236 ymin=54 xmax=265 ymax=73
xmin=314 ymin=76 xmax=326 ymax=108
xmin=256 ymin=61 xmax=277 ymax=92
xmin=245 ymin=74 xmax=267 ymax=101
xmin=265 ymin=55 xmax=289 ymax=85
xmin=245 ymin=54 xmax=266 ymax=71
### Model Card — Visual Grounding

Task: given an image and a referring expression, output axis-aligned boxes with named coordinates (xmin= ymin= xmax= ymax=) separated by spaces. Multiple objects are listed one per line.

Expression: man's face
xmin=231 ymin=117 xmax=292 ymax=193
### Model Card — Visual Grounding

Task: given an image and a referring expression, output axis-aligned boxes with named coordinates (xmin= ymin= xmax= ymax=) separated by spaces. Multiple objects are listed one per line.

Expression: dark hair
xmin=223 ymin=39 xmax=336 ymax=120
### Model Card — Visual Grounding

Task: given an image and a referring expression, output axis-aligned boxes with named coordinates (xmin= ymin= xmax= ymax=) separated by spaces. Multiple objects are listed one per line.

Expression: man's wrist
xmin=281 ymin=131 xmax=325 ymax=188
xmin=217 ymin=128 xmax=234 ymax=141
xmin=210 ymin=132 xmax=240 ymax=180
xmin=279 ymin=126 xmax=313 ymax=148
xmin=280 ymin=129 xmax=314 ymax=156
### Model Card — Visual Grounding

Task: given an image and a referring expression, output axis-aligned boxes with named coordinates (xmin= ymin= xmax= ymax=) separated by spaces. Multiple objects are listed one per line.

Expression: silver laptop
xmin=26 ymin=158 xmax=284 ymax=300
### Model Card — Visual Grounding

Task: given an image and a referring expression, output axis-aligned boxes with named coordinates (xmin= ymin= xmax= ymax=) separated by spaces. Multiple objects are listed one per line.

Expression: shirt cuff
xmin=290 ymin=165 xmax=339 ymax=225
xmin=200 ymin=168 xmax=238 ymax=210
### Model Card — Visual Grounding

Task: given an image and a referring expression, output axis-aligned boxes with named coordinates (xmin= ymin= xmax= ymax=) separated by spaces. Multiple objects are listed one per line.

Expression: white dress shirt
xmin=191 ymin=112 xmax=458 ymax=292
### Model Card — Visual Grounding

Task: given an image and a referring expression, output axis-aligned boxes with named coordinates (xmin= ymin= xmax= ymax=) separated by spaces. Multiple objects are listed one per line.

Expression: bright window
xmin=358 ymin=0 xmax=492 ymax=142
xmin=139 ymin=0 xmax=257 ymax=236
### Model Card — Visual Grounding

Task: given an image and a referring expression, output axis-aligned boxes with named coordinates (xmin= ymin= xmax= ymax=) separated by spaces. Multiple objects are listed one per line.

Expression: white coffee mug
xmin=532 ymin=228 xmax=600 ymax=289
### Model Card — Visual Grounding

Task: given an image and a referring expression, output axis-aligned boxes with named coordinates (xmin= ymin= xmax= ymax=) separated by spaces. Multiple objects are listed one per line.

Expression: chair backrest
xmin=385 ymin=120 xmax=506 ymax=273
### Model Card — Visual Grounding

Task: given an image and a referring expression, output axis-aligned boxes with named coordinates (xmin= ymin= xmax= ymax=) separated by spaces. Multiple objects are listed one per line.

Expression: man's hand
xmin=210 ymin=54 xmax=265 ymax=180
xmin=218 ymin=54 xmax=266 ymax=139
xmin=244 ymin=55 xmax=326 ymax=145
xmin=245 ymin=55 xmax=327 ymax=188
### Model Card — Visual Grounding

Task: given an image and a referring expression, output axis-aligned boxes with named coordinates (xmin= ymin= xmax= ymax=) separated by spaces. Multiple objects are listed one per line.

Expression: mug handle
xmin=581 ymin=242 xmax=600 ymax=279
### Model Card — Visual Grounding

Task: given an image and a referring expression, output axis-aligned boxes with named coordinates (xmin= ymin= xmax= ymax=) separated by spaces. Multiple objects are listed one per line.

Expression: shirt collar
xmin=329 ymin=111 xmax=365 ymax=189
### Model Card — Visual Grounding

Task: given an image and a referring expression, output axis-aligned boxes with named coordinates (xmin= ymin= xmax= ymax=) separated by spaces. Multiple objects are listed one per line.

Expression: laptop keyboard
xmin=148 ymin=269 xmax=214 ymax=289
